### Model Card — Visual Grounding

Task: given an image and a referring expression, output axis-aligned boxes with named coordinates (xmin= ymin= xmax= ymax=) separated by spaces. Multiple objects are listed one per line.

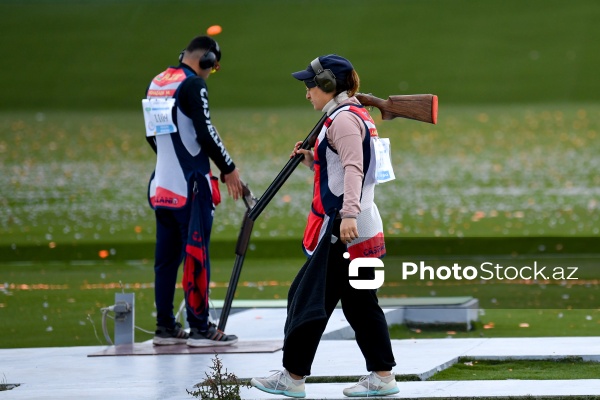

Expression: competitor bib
xmin=373 ymin=137 xmax=395 ymax=183
xmin=142 ymin=98 xmax=177 ymax=137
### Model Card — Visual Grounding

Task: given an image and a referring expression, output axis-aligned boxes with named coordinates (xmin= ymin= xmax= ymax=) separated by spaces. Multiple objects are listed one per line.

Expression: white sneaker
xmin=250 ymin=370 xmax=306 ymax=398
xmin=343 ymin=372 xmax=399 ymax=397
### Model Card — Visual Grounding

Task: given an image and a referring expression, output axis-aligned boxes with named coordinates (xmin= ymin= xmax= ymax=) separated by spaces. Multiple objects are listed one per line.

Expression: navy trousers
xmin=282 ymin=220 xmax=396 ymax=376
xmin=153 ymin=189 xmax=213 ymax=330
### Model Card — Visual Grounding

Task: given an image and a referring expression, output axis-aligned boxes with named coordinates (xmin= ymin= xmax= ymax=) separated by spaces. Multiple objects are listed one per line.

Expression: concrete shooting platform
xmin=1 ymin=299 xmax=599 ymax=399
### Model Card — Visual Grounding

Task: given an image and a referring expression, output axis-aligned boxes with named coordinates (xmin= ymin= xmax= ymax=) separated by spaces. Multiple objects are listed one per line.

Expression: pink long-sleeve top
xmin=321 ymin=94 xmax=366 ymax=219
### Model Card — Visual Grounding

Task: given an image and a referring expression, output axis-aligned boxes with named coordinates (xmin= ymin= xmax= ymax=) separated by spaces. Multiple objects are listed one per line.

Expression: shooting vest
xmin=145 ymin=66 xmax=216 ymax=210
xmin=302 ymin=104 xmax=385 ymax=260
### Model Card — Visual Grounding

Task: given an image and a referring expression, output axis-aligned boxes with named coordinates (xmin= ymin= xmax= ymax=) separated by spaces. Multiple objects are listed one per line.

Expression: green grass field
xmin=2 ymin=103 xmax=600 ymax=249
xmin=1 ymin=0 xmax=600 ymax=350
xmin=430 ymin=358 xmax=600 ymax=380
xmin=2 ymin=104 xmax=600 ymax=348
xmin=1 ymin=256 xmax=599 ymax=349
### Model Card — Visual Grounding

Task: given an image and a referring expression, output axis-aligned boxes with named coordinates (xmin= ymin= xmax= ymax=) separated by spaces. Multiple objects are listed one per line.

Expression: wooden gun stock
xmin=356 ymin=93 xmax=438 ymax=124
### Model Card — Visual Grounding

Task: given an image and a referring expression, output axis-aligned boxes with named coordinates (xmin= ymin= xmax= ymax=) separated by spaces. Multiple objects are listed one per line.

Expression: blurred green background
xmin=1 ymin=0 xmax=600 ymax=348
xmin=1 ymin=0 xmax=599 ymax=111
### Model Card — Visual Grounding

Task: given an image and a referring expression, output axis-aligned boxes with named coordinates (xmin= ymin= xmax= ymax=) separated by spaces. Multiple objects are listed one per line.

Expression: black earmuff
xmin=179 ymin=39 xmax=220 ymax=70
xmin=199 ymin=47 xmax=217 ymax=70
xmin=310 ymin=57 xmax=336 ymax=93
xmin=199 ymin=39 xmax=220 ymax=70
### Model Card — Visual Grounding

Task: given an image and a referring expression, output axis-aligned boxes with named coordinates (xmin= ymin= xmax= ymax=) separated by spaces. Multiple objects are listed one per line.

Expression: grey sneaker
xmin=186 ymin=323 xmax=238 ymax=347
xmin=343 ymin=372 xmax=399 ymax=397
xmin=251 ymin=370 xmax=306 ymax=398
xmin=153 ymin=322 xmax=189 ymax=345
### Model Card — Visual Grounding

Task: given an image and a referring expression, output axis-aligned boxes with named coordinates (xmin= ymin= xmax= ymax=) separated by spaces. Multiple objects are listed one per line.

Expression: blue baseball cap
xmin=292 ymin=54 xmax=354 ymax=88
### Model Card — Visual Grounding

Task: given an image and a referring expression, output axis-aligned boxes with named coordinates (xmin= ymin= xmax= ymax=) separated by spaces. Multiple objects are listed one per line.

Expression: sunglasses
xmin=210 ymin=61 xmax=221 ymax=74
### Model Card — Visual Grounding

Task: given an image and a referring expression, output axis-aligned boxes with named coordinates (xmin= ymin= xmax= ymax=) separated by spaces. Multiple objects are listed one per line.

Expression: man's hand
xmin=340 ymin=218 xmax=359 ymax=245
xmin=222 ymin=169 xmax=243 ymax=200
xmin=290 ymin=141 xmax=314 ymax=169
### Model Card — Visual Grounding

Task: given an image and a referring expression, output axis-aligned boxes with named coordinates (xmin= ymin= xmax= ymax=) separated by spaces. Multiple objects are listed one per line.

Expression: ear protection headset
xmin=310 ymin=57 xmax=336 ymax=93
xmin=178 ymin=39 xmax=220 ymax=71
xmin=199 ymin=41 xmax=218 ymax=70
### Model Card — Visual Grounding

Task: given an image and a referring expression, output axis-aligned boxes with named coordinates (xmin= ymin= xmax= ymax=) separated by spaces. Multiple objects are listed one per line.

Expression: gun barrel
xmin=248 ymin=113 xmax=327 ymax=221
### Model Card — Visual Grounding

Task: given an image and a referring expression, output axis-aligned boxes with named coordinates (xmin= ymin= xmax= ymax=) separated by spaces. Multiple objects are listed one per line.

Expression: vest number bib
xmin=373 ymin=137 xmax=395 ymax=183
xmin=142 ymin=98 xmax=177 ymax=137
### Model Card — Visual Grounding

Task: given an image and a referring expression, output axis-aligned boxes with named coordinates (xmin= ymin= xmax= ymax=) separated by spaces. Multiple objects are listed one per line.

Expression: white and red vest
xmin=302 ymin=104 xmax=385 ymax=260
xmin=146 ymin=67 xmax=216 ymax=210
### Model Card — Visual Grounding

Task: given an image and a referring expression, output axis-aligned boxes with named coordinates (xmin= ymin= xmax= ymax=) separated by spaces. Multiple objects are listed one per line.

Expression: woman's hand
xmin=340 ymin=218 xmax=359 ymax=245
xmin=290 ymin=141 xmax=314 ymax=168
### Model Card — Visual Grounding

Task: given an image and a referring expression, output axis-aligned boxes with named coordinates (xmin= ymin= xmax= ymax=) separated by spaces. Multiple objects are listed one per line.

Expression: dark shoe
xmin=153 ymin=322 xmax=189 ymax=345
xmin=186 ymin=323 xmax=238 ymax=347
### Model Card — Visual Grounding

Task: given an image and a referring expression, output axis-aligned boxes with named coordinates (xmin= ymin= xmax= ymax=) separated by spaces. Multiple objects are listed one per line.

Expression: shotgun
xmin=217 ymin=93 xmax=438 ymax=331
xmin=356 ymin=93 xmax=438 ymax=124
